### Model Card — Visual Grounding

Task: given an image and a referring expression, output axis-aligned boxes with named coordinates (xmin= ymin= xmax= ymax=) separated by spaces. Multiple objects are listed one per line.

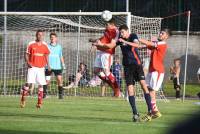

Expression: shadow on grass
xmin=0 ymin=111 xmax=130 ymax=123
xmin=0 ymin=129 xmax=77 ymax=134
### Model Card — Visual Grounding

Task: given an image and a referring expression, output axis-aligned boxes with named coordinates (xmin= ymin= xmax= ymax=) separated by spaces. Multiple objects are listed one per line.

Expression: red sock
xmin=151 ymin=101 xmax=158 ymax=112
xmin=106 ymin=73 xmax=120 ymax=97
xmin=37 ymin=88 xmax=43 ymax=105
xmin=21 ymin=86 xmax=29 ymax=102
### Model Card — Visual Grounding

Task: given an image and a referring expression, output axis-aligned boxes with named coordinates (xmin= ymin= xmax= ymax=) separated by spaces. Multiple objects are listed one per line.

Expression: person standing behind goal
xmin=170 ymin=58 xmax=181 ymax=100
xmin=43 ymin=32 xmax=66 ymax=99
xmin=20 ymin=30 xmax=50 ymax=108
xmin=91 ymin=18 xmax=120 ymax=97
xmin=139 ymin=29 xmax=170 ymax=119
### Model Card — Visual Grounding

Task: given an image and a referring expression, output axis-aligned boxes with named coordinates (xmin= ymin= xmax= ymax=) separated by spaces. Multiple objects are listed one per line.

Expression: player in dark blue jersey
xmin=118 ymin=24 xmax=152 ymax=122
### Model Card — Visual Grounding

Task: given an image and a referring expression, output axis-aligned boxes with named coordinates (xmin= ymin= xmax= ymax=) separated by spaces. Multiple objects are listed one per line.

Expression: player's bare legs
xmin=101 ymin=82 xmax=107 ymax=97
xmin=74 ymin=73 xmax=82 ymax=86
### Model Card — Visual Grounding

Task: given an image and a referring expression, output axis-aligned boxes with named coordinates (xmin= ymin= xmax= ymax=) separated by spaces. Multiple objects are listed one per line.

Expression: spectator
xmin=111 ymin=55 xmax=125 ymax=97
xmin=88 ymin=75 xmax=102 ymax=87
xmin=64 ymin=63 xmax=90 ymax=89
xmin=170 ymin=58 xmax=181 ymax=100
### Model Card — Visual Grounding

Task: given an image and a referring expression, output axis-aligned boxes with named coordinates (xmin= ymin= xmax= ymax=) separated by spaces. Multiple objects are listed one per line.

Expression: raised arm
xmin=118 ymin=38 xmax=139 ymax=48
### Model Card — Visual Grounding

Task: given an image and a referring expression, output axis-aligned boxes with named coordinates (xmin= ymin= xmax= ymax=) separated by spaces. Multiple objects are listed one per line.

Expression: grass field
xmin=0 ymin=97 xmax=199 ymax=134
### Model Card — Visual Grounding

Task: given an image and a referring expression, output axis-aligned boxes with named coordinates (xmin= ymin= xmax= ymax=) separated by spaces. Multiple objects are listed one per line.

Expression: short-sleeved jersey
xmin=47 ymin=43 xmax=63 ymax=70
xmin=26 ymin=41 xmax=50 ymax=68
xmin=147 ymin=41 xmax=167 ymax=73
xmin=98 ymin=28 xmax=119 ymax=54
xmin=118 ymin=33 xmax=141 ymax=66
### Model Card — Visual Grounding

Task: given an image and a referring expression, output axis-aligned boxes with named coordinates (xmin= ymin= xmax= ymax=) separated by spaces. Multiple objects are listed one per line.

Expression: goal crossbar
xmin=0 ymin=12 xmax=131 ymax=16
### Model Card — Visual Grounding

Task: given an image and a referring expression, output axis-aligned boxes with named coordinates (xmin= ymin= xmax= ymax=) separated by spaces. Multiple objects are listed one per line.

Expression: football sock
xmin=37 ymin=88 xmax=43 ymax=105
xmin=43 ymin=85 xmax=47 ymax=97
xmin=58 ymin=86 xmax=64 ymax=99
xmin=144 ymin=93 xmax=152 ymax=113
xmin=21 ymin=86 xmax=29 ymax=102
xmin=176 ymin=90 xmax=180 ymax=98
xmin=129 ymin=96 xmax=138 ymax=115
xmin=106 ymin=73 xmax=120 ymax=96
xmin=98 ymin=72 xmax=120 ymax=96
xmin=151 ymin=100 xmax=158 ymax=112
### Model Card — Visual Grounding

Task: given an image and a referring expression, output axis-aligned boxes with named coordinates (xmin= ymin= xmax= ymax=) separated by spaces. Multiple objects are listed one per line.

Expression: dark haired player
xmin=91 ymin=18 xmax=121 ymax=97
xmin=139 ymin=29 xmax=170 ymax=119
xmin=43 ymin=32 xmax=66 ymax=99
xmin=118 ymin=24 xmax=152 ymax=122
xmin=20 ymin=30 xmax=50 ymax=108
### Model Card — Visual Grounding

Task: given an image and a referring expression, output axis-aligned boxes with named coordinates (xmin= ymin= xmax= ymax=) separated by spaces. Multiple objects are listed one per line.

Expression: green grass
xmin=0 ymin=97 xmax=199 ymax=134
xmin=163 ymin=83 xmax=200 ymax=97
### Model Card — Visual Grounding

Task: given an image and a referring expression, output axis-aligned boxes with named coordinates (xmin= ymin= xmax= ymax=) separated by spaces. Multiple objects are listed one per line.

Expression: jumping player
xmin=20 ymin=30 xmax=50 ymax=108
xmin=118 ymin=24 xmax=152 ymax=122
xmin=139 ymin=29 xmax=170 ymax=119
xmin=43 ymin=32 xmax=66 ymax=99
xmin=91 ymin=18 xmax=120 ymax=97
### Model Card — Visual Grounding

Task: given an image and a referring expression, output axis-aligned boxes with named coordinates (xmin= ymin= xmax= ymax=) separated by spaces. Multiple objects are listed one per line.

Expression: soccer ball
xmin=101 ymin=10 xmax=112 ymax=21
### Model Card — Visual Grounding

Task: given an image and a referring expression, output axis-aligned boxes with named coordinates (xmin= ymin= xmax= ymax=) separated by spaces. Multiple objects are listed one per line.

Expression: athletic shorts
xmin=146 ymin=71 xmax=164 ymax=91
xmin=94 ymin=51 xmax=113 ymax=69
xmin=27 ymin=67 xmax=46 ymax=85
xmin=173 ymin=77 xmax=181 ymax=89
xmin=45 ymin=69 xmax=62 ymax=81
xmin=124 ymin=64 xmax=145 ymax=86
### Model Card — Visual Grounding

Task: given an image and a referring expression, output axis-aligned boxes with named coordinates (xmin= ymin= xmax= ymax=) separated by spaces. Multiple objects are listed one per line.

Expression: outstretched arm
xmin=139 ymin=39 xmax=155 ymax=47
xmin=118 ymin=38 xmax=140 ymax=48
xmin=93 ymin=39 xmax=117 ymax=49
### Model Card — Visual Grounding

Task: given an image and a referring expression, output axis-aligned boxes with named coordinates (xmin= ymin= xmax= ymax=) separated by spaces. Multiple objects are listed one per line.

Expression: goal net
xmin=0 ymin=12 xmax=162 ymax=98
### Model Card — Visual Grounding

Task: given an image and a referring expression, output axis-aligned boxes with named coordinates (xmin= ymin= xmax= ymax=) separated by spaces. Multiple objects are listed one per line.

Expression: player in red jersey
xmin=139 ymin=29 xmax=170 ymax=119
xmin=20 ymin=30 xmax=50 ymax=108
xmin=91 ymin=18 xmax=120 ymax=97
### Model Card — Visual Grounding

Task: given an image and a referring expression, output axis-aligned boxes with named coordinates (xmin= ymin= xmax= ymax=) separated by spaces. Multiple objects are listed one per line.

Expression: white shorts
xmin=94 ymin=51 xmax=113 ymax=69
xmin=27 ymin=67 xmax=46 ymax=85
xmin=146 ymin=71 xmax=164 ymax=91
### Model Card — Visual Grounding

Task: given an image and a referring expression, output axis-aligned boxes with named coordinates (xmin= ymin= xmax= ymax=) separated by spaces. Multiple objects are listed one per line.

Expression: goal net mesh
xmin=0 ymin=13 xmax=162 ymax=98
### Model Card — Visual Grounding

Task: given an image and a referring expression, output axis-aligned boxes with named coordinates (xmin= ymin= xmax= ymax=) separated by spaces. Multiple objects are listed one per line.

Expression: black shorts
xmin=45 ymin=69 xmax=62 ymax=76
xmin=173 ymin=77 xmax=181 ymax=89
xmin=124 ymin=64 xmax=145 ymax=86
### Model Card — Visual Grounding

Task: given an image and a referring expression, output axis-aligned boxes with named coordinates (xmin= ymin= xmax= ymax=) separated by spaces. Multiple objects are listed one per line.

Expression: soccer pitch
xmin=0 ymin=97 xmax=199 ymax=134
